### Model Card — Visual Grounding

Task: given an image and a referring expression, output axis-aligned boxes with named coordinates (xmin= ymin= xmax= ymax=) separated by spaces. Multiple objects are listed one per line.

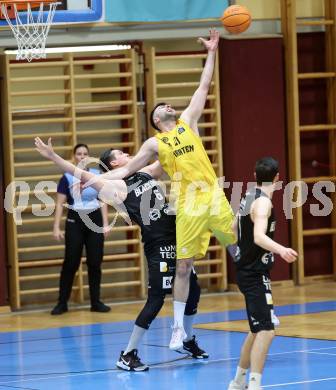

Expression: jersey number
xmin=154 ymin=189 xmax=164 ymax=201
xmin=173 ymin=137 xmax=181 ymax=146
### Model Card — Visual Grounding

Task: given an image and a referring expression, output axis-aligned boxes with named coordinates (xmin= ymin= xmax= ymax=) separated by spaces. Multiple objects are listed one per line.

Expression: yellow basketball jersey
xmin=155 ymin=119 xmax=217 ymax=199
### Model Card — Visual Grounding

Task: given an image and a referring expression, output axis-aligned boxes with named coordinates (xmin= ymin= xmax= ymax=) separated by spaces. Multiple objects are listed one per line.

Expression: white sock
xmin=173 ymin=301 xmax=186 ymax=328
xmin=123 ymin=325 xmax=147 ymax=355
xmin=234 ymin=366 xmax=248 ymax=385
xmin=249 ymin=372 xmax=262 ymax=389
xmin=183 ymin=314 xmax=195 ymax=341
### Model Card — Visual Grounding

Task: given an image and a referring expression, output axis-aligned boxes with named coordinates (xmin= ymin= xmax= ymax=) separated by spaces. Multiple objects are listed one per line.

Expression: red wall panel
xmin=297 ymin=32 xmax=332 ymax=276
xmin=218 ymin=37 xmax=291 ymax=283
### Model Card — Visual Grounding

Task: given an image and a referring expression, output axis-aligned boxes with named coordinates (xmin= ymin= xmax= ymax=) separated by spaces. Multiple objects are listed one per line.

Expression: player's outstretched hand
xmin=279 ymin=247 xmax=298 ymax=263
xmin=35 ymin=137 xmax=55 ymax=160
xmin=198 ymin=28 xmax=219 ymax=52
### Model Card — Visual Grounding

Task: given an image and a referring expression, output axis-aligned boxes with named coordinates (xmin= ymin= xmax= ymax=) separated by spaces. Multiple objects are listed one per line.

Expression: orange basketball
xmin=221 ymin=4 xmax=251 ymax=34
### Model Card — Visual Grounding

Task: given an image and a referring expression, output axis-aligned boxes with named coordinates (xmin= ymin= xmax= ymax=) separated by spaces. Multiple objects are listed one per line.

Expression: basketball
xmin=221 ymin=4 xmax=251 ymax=34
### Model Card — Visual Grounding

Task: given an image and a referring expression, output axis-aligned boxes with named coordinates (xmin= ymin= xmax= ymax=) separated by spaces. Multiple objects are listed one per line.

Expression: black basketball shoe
xmin=116 ymin=349 xmax=149 ymax=372
xmin=90 ymin=301 xmax=111 ymax=313
xmin=50 ymin=302 xmax=68 ymax=315
xmin=183 ymin=336 xmax=209 ymax=359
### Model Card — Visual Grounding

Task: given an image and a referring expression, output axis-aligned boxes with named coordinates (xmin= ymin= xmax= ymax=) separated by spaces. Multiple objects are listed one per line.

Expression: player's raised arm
xmin=97 ymin=179 xmax=128 ymax=206
xmin=140 ymin=161 xmax=164 ymax=180
xmin=34 ymin=137 xmax=125 ymax=201
xmin=252 ymin=197 xmax=298 ymax=263
xmin=180 ymin=28 xmax=219 ymax=134
xmin=34 ymin=137 xmax=103 ymax=187
xmin=101 ymin=137 xmax=158 ymax=181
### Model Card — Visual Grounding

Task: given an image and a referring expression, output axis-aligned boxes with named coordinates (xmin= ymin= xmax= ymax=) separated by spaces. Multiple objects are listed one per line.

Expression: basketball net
xmin=1 ymin=2 xmax=58 ymax=62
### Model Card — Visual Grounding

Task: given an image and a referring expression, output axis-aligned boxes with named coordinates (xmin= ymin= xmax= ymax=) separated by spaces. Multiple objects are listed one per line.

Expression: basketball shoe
xmin=228 ymin=380 xmax=248 ymax=390
xmin=169 ymin=326 xmax=187 ymax=350
xmin=116 ymin=349 xmax=149 ymax=372
xmin=183 ymin=336 xmax=209 ymax=359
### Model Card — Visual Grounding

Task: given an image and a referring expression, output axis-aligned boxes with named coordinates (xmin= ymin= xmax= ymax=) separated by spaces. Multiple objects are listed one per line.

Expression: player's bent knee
xmin=176 ymin=259 xmax=193 ymax=278
xmin=135 ymin=293 xmax=165 ymax=329
xmin=257 ymin=329 xmax=275 ymax=339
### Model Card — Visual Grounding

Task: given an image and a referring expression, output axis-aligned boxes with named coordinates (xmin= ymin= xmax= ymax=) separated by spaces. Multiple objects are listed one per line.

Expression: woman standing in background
xmin=51 ymin=143 xmax=110 ymax=315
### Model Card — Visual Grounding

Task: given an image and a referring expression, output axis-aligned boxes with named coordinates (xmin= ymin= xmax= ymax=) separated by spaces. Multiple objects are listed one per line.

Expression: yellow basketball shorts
xmin=176 ymin=191 xmax=236 ymax=260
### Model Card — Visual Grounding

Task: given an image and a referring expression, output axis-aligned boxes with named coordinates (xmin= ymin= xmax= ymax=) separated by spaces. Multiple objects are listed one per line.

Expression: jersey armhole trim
xmin=250 ymin=197 xmax=272 ymax=223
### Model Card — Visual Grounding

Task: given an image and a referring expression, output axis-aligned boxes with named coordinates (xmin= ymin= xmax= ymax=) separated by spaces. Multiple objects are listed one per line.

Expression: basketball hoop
xmin=0 ymin=0 xmax=58 ymax=62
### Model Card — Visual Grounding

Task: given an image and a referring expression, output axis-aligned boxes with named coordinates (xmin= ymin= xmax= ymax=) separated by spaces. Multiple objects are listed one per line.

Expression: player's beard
xmin=161 ymin=111 xmax=176 ymax=122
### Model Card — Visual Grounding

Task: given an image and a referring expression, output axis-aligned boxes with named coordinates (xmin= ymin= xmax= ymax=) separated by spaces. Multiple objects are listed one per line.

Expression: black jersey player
xmin=228 ymin=157 xmax=297 ymax=390
xmin=99 ymin=149 xmax=209 ymax=372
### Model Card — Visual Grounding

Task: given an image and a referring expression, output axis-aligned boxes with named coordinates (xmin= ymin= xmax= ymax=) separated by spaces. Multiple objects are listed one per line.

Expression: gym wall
xmin=0 ymin=1 xmax=332 ymax=306
xmin=238 ymin=0 xmax=323 ymax=19
xmin=219 ymin=36 xmax=291 ymax=283
xmin=298 ymin=32 xmax=332 ymax=277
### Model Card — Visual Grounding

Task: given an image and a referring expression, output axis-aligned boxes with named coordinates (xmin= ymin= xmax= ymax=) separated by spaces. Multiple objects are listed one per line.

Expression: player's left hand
xmin=34 ymin=137 xmax=55 ymax=160
xmin=279 ymin=247 xmax=298 ymax=263
xmin=198 ymin=28 xmax=219 ymax=52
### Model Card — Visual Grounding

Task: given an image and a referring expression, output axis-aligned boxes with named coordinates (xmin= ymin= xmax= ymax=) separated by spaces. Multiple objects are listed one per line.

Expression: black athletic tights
xmin=135 ymin=271 xmax=201 ymax=330
xmin=58 ymin=208 xmax=104 ymax=305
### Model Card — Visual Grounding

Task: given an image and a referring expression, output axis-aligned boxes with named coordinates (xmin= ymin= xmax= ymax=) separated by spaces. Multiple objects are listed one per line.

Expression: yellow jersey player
xmin=35 ymin=28 xmax=236 ymax=352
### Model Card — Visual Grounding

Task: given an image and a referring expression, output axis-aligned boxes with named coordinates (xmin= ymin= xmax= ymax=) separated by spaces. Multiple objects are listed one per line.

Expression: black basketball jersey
xmin=235 ymin=187 xmax=276 ymax=272
xmin=123 ymin=172 xmax=176 ymax=251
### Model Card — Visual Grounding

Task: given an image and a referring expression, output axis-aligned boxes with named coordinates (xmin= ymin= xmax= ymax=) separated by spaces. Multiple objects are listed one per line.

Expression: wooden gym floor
xmin=0 ymin=281 xmax=335 ymax=337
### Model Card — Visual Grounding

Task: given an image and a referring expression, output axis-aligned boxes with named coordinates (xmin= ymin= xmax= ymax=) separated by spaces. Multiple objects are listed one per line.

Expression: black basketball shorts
xmin=237 ymin=270 xmax=275 ymax=333
xmin=145 ymin=242 xmax=177 ymax=294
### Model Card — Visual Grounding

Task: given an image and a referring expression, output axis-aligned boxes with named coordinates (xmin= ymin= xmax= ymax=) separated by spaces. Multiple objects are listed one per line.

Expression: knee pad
xmin=135 ymin=293 xmax=165 ymax=329
xmin=185 ymin=274 xmax=201 ymax=316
